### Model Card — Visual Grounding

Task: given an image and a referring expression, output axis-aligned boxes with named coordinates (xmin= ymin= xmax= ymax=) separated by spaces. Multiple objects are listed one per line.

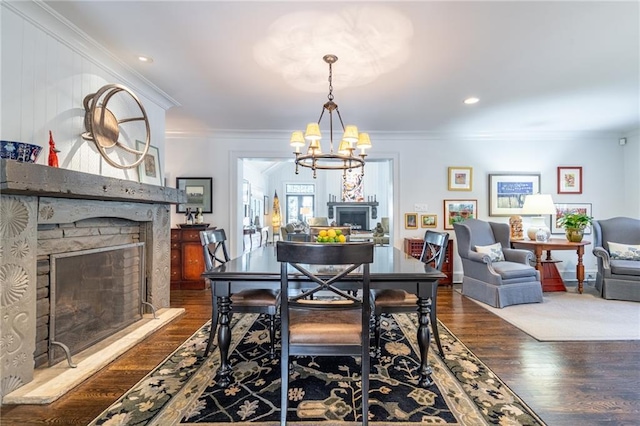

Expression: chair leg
xmin=280 ymin=348 xmax=289 ymax=425
xmin=430 ymin=307 xmax=444 ymax=357
xmin=374 ymin=313 xmax=382 ymax=355
xmin=268 ymin=313 xmax=276 ymax=359
xmin=430 ymin=290 xmax=444 ymax=357
xmin=205 ymin=295 xmax=220 ymax=357
xmin=362 ymin=341 xmax=369 ymax=425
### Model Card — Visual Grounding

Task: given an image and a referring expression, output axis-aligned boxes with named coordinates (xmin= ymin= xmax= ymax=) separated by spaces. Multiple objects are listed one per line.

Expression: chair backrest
xmin=381 ymin=217 xmax=390 ymax=233
xmin=287 ymin=232 xmax=311 ymax=242
xmin=453 ymin=219 xmax=510 ymax=259
xmin=593 ymin=217 xmax=640 ymax=251
xmin=276 ymin=242 xmax=374 ymax=307
xmin=308 ymin=217 xmax=329 ymax=226
xmin=419 ymin=230 xmax=450 ymax=270
xmin=200 ymin=228 xmax=230 ymax=270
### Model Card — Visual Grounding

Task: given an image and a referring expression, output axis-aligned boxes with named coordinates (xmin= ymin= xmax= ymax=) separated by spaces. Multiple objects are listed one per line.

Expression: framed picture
xmin=176 ymin=177 xmax=213 ymax=213
xmin=264 ymin=195 xmax=269 ymax=215
xmin=405 ymin=213 xmax=418 ymax=229
xmin=444 ymin=199 xmax=478 ymax=230
xmin=552 ymin=203 xmax=592 ymax=234
xmin=557 ymin=166 xmax=583 ymax=194
xmin=448 ymin=166 xmax=473 ymax=191
xmin=488 ymin=173 xmax=541 ymax=216
xmin=421 ymin=214 xmax=437 ymax=228
xmin=136 ymin=141 xmax=162 ymax=186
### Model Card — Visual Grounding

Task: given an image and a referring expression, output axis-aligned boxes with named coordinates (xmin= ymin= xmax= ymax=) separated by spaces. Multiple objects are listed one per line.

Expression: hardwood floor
xmin=2 ymin=287 xmax=639 ymax=425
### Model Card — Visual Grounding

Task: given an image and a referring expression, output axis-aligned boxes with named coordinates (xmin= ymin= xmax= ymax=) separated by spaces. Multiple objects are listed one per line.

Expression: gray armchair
xmin=592 ymin=217 xmax=640 ymax=301
xmin=453 ymin=219 xmax=543 ymax=308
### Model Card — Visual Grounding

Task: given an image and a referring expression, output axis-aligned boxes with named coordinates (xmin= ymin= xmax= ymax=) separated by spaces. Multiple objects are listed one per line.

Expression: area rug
xmin=461 ymin=285 xmax=640 ymax=341
xmin=89 ymin=314 xmax=545 ymax=425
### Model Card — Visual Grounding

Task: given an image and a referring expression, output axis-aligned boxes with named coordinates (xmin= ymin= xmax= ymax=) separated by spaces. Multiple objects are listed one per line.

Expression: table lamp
xmin=521 ymin=194 xmax=555 ymax=241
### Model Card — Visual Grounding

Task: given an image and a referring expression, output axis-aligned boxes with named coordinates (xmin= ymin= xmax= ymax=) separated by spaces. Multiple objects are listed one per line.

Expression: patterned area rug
xmin=89 ymin=314 xmax=545 ymax=425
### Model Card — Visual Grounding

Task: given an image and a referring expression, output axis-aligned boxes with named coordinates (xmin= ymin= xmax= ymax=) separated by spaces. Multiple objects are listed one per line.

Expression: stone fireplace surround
xmin=0 ymin=160 xmax=185 ymax=404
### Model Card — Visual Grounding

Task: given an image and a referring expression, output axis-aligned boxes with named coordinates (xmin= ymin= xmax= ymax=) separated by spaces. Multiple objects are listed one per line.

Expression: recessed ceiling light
xmin=464 ymin=97 xmax=479 ymax=105
xmin=137 ymin=55 xmax=153 ymax=63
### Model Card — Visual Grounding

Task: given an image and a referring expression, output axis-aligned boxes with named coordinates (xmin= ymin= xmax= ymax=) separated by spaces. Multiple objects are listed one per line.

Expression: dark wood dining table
xmin=202 ymin=244 xmax=445 ymax=388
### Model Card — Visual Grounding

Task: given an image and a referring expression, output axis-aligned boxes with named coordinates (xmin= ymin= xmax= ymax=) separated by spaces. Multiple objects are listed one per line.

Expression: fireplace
xmin=336 ymin=208 xmax=369 ymax=230
xmin=328 ymin=201 xmax=379 ymax=232
xmin=0 ymin=159 xmax=184 ymax=403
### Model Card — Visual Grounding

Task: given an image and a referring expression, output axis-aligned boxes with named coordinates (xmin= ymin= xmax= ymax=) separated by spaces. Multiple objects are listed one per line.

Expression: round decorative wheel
xmin=82 ymin=84 xmax=150 ymax=169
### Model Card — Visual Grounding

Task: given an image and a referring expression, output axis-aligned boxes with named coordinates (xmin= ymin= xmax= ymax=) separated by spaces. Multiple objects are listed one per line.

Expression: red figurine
xmin=48 ymin=130 xmax=60 ymax=167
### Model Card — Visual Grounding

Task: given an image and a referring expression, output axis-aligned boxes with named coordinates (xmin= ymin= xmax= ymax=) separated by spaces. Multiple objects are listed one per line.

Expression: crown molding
xmin=166 ymin=128 xmax=620 ymax=143
xmin=4 ymin=0 xmax=179 ymax=111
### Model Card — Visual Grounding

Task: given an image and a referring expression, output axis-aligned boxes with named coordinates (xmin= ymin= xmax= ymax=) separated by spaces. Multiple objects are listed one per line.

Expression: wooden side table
xmin=511 ymin=239 xmax=591 ymax=293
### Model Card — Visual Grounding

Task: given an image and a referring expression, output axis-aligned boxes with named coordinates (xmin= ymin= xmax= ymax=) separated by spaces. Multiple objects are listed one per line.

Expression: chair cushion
xmin=610 ymin=259 xmax=640 ymax=276
xmin=475 ymin=242 xmax=505 ymax=262
xmin=372 ymin=289 xmax=417 ymax=307
xmin=492 ymin=261 xmax=537 ymax=280
xmin=231 ymin=289 xmax=279 ymax=306
xmin=608 ymin=242 xmax=640 ymax=261
xmin=289 ymin=309 xmax=361 ymax=345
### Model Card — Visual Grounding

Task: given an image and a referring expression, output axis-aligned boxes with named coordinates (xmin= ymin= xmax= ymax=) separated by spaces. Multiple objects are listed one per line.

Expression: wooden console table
xmin=511 ymin=239 xmax=591 ymax=293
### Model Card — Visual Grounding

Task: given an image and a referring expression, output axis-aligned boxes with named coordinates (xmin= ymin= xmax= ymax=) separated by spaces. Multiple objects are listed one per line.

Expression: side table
xmin=511 ymin=239 xmax=591 ymax=293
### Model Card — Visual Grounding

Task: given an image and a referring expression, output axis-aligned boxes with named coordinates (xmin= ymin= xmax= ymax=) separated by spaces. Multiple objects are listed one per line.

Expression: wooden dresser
xmin=171 ymin=225 xmax=213 ymax=290
xmin=403 ymin=237 xmax=454 ymax=286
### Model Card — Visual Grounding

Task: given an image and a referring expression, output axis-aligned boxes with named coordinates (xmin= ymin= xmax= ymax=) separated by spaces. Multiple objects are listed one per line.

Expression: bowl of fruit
xmin=315 ymin=228 xmax=348 ymax=244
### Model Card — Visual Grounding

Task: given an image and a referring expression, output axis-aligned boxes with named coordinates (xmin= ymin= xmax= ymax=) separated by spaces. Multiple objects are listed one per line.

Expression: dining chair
xmin=200 ymin=228 xmax=279 ymax=357
xmin=276 ymin=241 xmax=374 ymax=426
xmin=371 ymin=230 xmax=450 ymax=357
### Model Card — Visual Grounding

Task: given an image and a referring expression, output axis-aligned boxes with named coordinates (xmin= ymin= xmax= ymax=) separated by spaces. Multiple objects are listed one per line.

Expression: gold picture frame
xmin=448 ymin=166 xmax=473 ymax=191
xmin=405 ymin=213 xmax=418 ymax=229
xmin=421 ymin=214 xmax=437 ymax=228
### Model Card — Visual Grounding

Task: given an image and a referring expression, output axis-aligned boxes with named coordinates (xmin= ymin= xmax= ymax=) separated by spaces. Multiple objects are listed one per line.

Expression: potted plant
xmin=557 ymin=212 xmax=593 ymax=242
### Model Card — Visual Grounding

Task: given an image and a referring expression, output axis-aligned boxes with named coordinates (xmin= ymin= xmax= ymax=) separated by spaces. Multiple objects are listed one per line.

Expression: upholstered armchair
xmin=453 ymin=219 xmax=543 ymax=308
xmin=592 ymin=217 xmax=640 ymax=301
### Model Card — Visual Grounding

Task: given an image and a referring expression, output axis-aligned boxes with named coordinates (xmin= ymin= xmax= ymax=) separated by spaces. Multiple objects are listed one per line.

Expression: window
xmin=285 ymin=184 xmax=315 ymax=224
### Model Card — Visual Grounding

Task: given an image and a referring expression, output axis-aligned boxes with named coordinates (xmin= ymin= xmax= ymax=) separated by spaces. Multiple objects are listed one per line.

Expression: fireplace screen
xmin=49 ymin=243 xmax=145 ymax=365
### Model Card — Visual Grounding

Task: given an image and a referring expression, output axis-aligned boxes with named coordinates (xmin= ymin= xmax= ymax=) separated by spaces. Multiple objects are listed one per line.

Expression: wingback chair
xmin=453 ymin=219 xmax=543 ymax=308
xmin=592 ymin=217 xmax=640 ymax=301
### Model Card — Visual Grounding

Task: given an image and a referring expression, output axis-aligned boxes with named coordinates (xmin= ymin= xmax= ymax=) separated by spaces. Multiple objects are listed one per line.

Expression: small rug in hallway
xmin=89 ymin=314 xmax=545 ymax=425
xmin=461 ymin=285 xmax=640 ymax=341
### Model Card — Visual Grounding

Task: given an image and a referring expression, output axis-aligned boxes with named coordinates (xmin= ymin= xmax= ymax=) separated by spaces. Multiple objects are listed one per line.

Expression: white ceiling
xmin=44 ymin=1 xmax=639 ymax=138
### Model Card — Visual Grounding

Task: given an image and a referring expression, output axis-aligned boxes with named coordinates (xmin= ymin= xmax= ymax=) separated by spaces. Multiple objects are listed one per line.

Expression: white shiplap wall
xmin=1 ymin=1 xmax=174 ymax=180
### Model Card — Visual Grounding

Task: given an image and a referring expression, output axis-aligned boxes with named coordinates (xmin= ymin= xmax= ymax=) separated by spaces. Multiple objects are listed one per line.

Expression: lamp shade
xmin=289 ymin=131 xmax=305 ymax=148
xmin=337 ymin=140 xmax=352 ymax=155
xmin=521 ymin=194 xmax=555 ymax=215
xmin=342 ymin=125 xmax=359 ymax=143
xmin=356 ymin=132 xmax=372 ymax=150
xmin=304 ymin=123 xmax=321 ymax=141
xmin=308 ymin=139 xmax=321 ymax=154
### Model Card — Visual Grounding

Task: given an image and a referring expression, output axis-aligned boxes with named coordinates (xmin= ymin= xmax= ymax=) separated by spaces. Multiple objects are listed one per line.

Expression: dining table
xmin=202 ymin=244 xmax=446 ymax=388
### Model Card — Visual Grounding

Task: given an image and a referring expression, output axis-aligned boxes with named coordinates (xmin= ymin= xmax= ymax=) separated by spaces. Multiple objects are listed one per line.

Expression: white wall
xmin=166 ymin=130 xmax=637 ymax=281
xmin=1 ymin=1 xmax=174 ymax=179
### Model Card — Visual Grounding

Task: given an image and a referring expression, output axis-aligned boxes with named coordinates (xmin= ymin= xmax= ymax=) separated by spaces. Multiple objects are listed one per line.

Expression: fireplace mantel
xmin=1 ymin=159 xmax=184 ymax=204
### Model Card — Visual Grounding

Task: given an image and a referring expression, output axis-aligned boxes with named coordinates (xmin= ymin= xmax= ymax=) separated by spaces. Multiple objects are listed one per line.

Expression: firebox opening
xmin=49 ymin=242 xmax=145 ymax=366
xmin=336 ymin=208 xmax=370 ymax=231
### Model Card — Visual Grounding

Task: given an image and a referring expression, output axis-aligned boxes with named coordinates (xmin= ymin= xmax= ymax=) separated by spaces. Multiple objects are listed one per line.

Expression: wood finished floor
xmin=2 ymin=287 xmax=639 ymax=425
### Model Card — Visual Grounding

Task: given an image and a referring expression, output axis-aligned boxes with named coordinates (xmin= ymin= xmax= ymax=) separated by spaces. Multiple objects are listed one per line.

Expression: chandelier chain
xmin=327 ymin=62 xmax=334 ymax=102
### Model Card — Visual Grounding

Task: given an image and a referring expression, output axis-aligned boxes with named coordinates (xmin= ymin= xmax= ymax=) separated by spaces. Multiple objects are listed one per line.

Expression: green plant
xmin=557 ymin=212 xmax=593 ymax=229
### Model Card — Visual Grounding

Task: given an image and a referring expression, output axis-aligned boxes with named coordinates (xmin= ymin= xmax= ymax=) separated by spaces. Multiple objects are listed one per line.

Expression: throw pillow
xmin=475 ymin=242 xmax=506 ymax=262
xmin=608 ymin=241 xmax=640 ymax=261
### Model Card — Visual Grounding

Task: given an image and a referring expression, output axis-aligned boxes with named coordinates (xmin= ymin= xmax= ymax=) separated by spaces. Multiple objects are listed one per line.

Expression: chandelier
xmin=290 ymin=54 xmax=372 ymax=179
